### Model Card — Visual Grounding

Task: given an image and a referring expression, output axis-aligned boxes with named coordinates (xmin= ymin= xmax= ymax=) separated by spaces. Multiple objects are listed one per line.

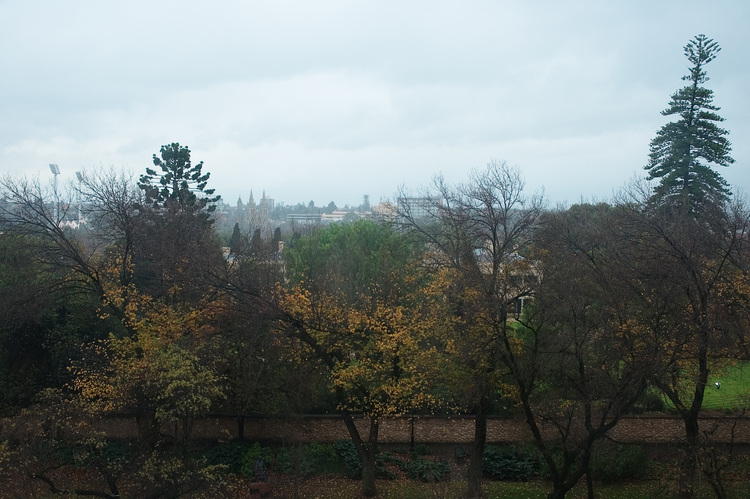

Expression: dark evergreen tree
xmin=250 ymin=228 xmax=263 ymax=256
xmin=229 ymin=222 xmax=244 ymax=255
xmin=271 ymin=227 xmax=282 ymax=255
xmin=135 ymin=144 xmax=224 ymax=302
xmin=138 ymin=142 xmax=221 ymax=214
xmin=645 ymin=34 xmax=733 ymax=212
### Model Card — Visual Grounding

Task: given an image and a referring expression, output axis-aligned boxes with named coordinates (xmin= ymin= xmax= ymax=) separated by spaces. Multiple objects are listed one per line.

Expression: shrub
xmin=274 ymin=447 xmax=295 ymax=475
xmin=306 ymin=441 xmax=341 ymax=474
xmin=99 ymin=440 xmax=131 ymax=467
xmin=406 ymin=457 xmax=450 ymax=482
xmin=239 ymin=442 xmax=273 ymax=478
xmin=378 ymin=451 xmax=407 ymax=470
xmin=411 ymin=443 xmax=432 ymax=457
xmin=632 ymin=391 xmax=666 ymax=413
xmin=483 ymin=444 xmax=543 ymax=481
xmin=332 ymin=440 xmax=405 ymax=480
xmin=333 ymin=439 xmax=361 ymax=479
xmin=275 ymin=442 xmax=340 ymax=477
xmin=589 ymin=442 xmax=648 ymax=483
xmin=203 ymin=442 xmax=248 ymax=474
xmin=138 ymin=449 xmax=226 ymax=498
xmin=376 ymin=451 xmax=406 ymax=479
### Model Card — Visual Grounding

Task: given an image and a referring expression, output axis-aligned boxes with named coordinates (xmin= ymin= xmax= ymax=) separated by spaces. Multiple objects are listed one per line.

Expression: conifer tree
xmin=138 ymin=142 xmax=221 ymax=214
xmin=229 ymin=222 xmax=244 ymax=255
xmin=645 ymin=34 xmax=733 ymax=212
xmin=136 ymin=144 xmax=223 ymax=302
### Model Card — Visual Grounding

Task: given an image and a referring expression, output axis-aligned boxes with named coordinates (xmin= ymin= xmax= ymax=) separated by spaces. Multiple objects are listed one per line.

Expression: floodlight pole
xmin=49 ymin=164 xmax=60 ymax=221
xmin=75 ymin=171 xmax=83 ymax=223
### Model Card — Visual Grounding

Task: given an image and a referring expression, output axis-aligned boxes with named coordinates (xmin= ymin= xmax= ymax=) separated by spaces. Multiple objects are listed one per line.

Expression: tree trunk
xmin=467 ymin=395 xmax=489 ymax=498
xmin=102 ymin=470 xmax=120 ymax=498
xmin=546 ymin=468 xmax=585 ymax=499
xmin=584 ymin=452 xmax=594 ymax=499
xmin=704 ymin=445 xmax=728 ymax=499
xmin=676 ymin=338 xmax=709 ymax=499
xmin=237 ymin=414 xmax=245 ymax=441
xmin=135 ymin=410 xmax=159 ymax=450
xmin=177 ymin=416 xmax=193 ymax=449
xmin=361 ymin=448 xmax=377 ymax=498
xmin=340 ymin=413 xmax=379 ymax=498
xmin=677 ymin=414 xmax=701 ymax=499
xmin=361 ymin=419 xmax=379 ymax=497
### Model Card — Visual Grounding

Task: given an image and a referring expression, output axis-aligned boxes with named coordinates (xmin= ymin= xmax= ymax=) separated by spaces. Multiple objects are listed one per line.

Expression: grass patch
xmin=659 ymin=361 xmax=750 ymax=411
xmin=702 ymin=362 xmax=750 ymax=410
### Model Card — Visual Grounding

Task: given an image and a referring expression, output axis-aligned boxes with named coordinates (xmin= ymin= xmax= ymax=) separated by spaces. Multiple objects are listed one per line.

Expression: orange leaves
xmin=70 ymin=275 xmax=225 ymax=426
xmin=278 ymin=267 xmax=453 ymax=420
xmin=277 ymin=220 xmax=460 ymax=423
xmin=98 ymin=254 xmax=151 ymax=328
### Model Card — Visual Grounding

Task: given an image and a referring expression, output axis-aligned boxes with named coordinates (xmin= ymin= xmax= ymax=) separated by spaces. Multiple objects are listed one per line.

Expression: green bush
xmin=203 ymin=442 xmax=249 ymax=474
xmin=139 ymin=449 xmax=226 ymax=498
xmin=99 ymin=441 xmax=131 ymax=467
xmin=589 ymin=442 xmax=648 ymax=483
xmin=633 ymin=391 xmax=666 ymax=413
xmin=274 ymin=448 xmax=296 ymax=475
xmin=275 ymin=442 xmax=341 ymax=477
xmin=406 ymin=457 xmax=450 ymax=482
xmin=307 ymin=441 xmax=341 ymax=474
xmin=483 ymin=444 xmax=543 ymax=481
xmin=411 ymin=443 xmax=432 ymax=457
xmin=239 ymin=442 xmax=273 ymax=478
xmin=333 ymin=439 xmax=361 ymax=479
xmin=378 ymin=451 xmax=407 ymax=470
xmin=375 ymin=451 xmax=405 ymax=479
xmin=332 ymin=440 xmax=405 ymax=480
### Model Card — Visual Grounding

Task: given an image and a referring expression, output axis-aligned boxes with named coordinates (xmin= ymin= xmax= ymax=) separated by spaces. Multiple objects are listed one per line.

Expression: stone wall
xmin=169 ymin=414 xmax=750 ymax=445
xmin=212 ymin=415 xmax=750 ymax=445
xmin=8 ymin=413 xmax=750 ymax=446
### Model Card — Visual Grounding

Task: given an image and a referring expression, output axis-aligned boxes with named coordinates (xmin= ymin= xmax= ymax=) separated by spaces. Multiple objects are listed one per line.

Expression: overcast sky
xmin=1 ymin=0 xmax=747 ymax=208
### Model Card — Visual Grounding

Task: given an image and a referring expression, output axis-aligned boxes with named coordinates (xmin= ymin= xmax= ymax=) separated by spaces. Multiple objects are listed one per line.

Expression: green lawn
xmin=658 ymin=362 xmax=750 ymax=411
xmin=701 ymin=362 xmax=750 ymax=410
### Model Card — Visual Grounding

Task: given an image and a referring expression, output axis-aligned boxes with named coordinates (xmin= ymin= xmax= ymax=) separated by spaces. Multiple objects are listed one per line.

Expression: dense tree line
xmin=0 ymin=35 xmax=746 ymax=498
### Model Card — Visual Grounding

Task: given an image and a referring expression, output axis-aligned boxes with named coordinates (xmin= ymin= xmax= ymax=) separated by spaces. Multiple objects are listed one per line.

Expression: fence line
xmin=63 ymin=413 xmax=750 ymax=445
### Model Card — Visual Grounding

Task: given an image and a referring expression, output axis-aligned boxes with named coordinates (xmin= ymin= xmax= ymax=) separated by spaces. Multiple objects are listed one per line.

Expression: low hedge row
xmin=203 ymin=440 xmax=648 ymax=483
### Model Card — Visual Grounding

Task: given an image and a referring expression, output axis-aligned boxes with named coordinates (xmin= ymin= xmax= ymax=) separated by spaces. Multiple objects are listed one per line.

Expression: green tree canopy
xmin=645 ymin=34 xmax=733 ymax=212
xmin=280 ymin=220 xmax=453 ymax=497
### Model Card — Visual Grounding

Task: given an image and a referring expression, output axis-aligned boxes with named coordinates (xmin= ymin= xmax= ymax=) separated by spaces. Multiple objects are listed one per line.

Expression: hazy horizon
xmin=2 ymin=1 xmax=747 ymax=207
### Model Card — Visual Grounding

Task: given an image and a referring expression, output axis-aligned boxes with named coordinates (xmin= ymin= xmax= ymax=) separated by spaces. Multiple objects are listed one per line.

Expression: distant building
xmin=321 ymin=210 xmax=350 ymax=223
xmin=258 ymin=190 xmax=274 ymax=220
xmin=397 ymin=197 xmax=438 ymax=225
xmin=370 ymin=201 xmax=396 ymax=222
xmin=286 ymin=213 xmax=322 ymax=224
xmin=236 ymin=189 xmax=275 ymax=230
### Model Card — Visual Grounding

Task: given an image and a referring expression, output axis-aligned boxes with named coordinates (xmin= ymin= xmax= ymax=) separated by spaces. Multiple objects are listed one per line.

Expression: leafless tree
xmin=525 ymin=202 xmax=654 ymax=499
xmin=1 ymin=169 xmax=147 ymax=321
xmin=616 ymin=185 xmax=750 ymax=499
xmin=398 ymin=160 xmax=543 ymax=498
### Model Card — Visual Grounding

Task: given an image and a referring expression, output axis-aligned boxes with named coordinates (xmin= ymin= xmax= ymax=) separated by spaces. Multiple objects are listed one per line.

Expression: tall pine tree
xmin=645 ymin=34 xmax=733 ymax=212
xmin=138 ymin=143 xmax=221 ymax=214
